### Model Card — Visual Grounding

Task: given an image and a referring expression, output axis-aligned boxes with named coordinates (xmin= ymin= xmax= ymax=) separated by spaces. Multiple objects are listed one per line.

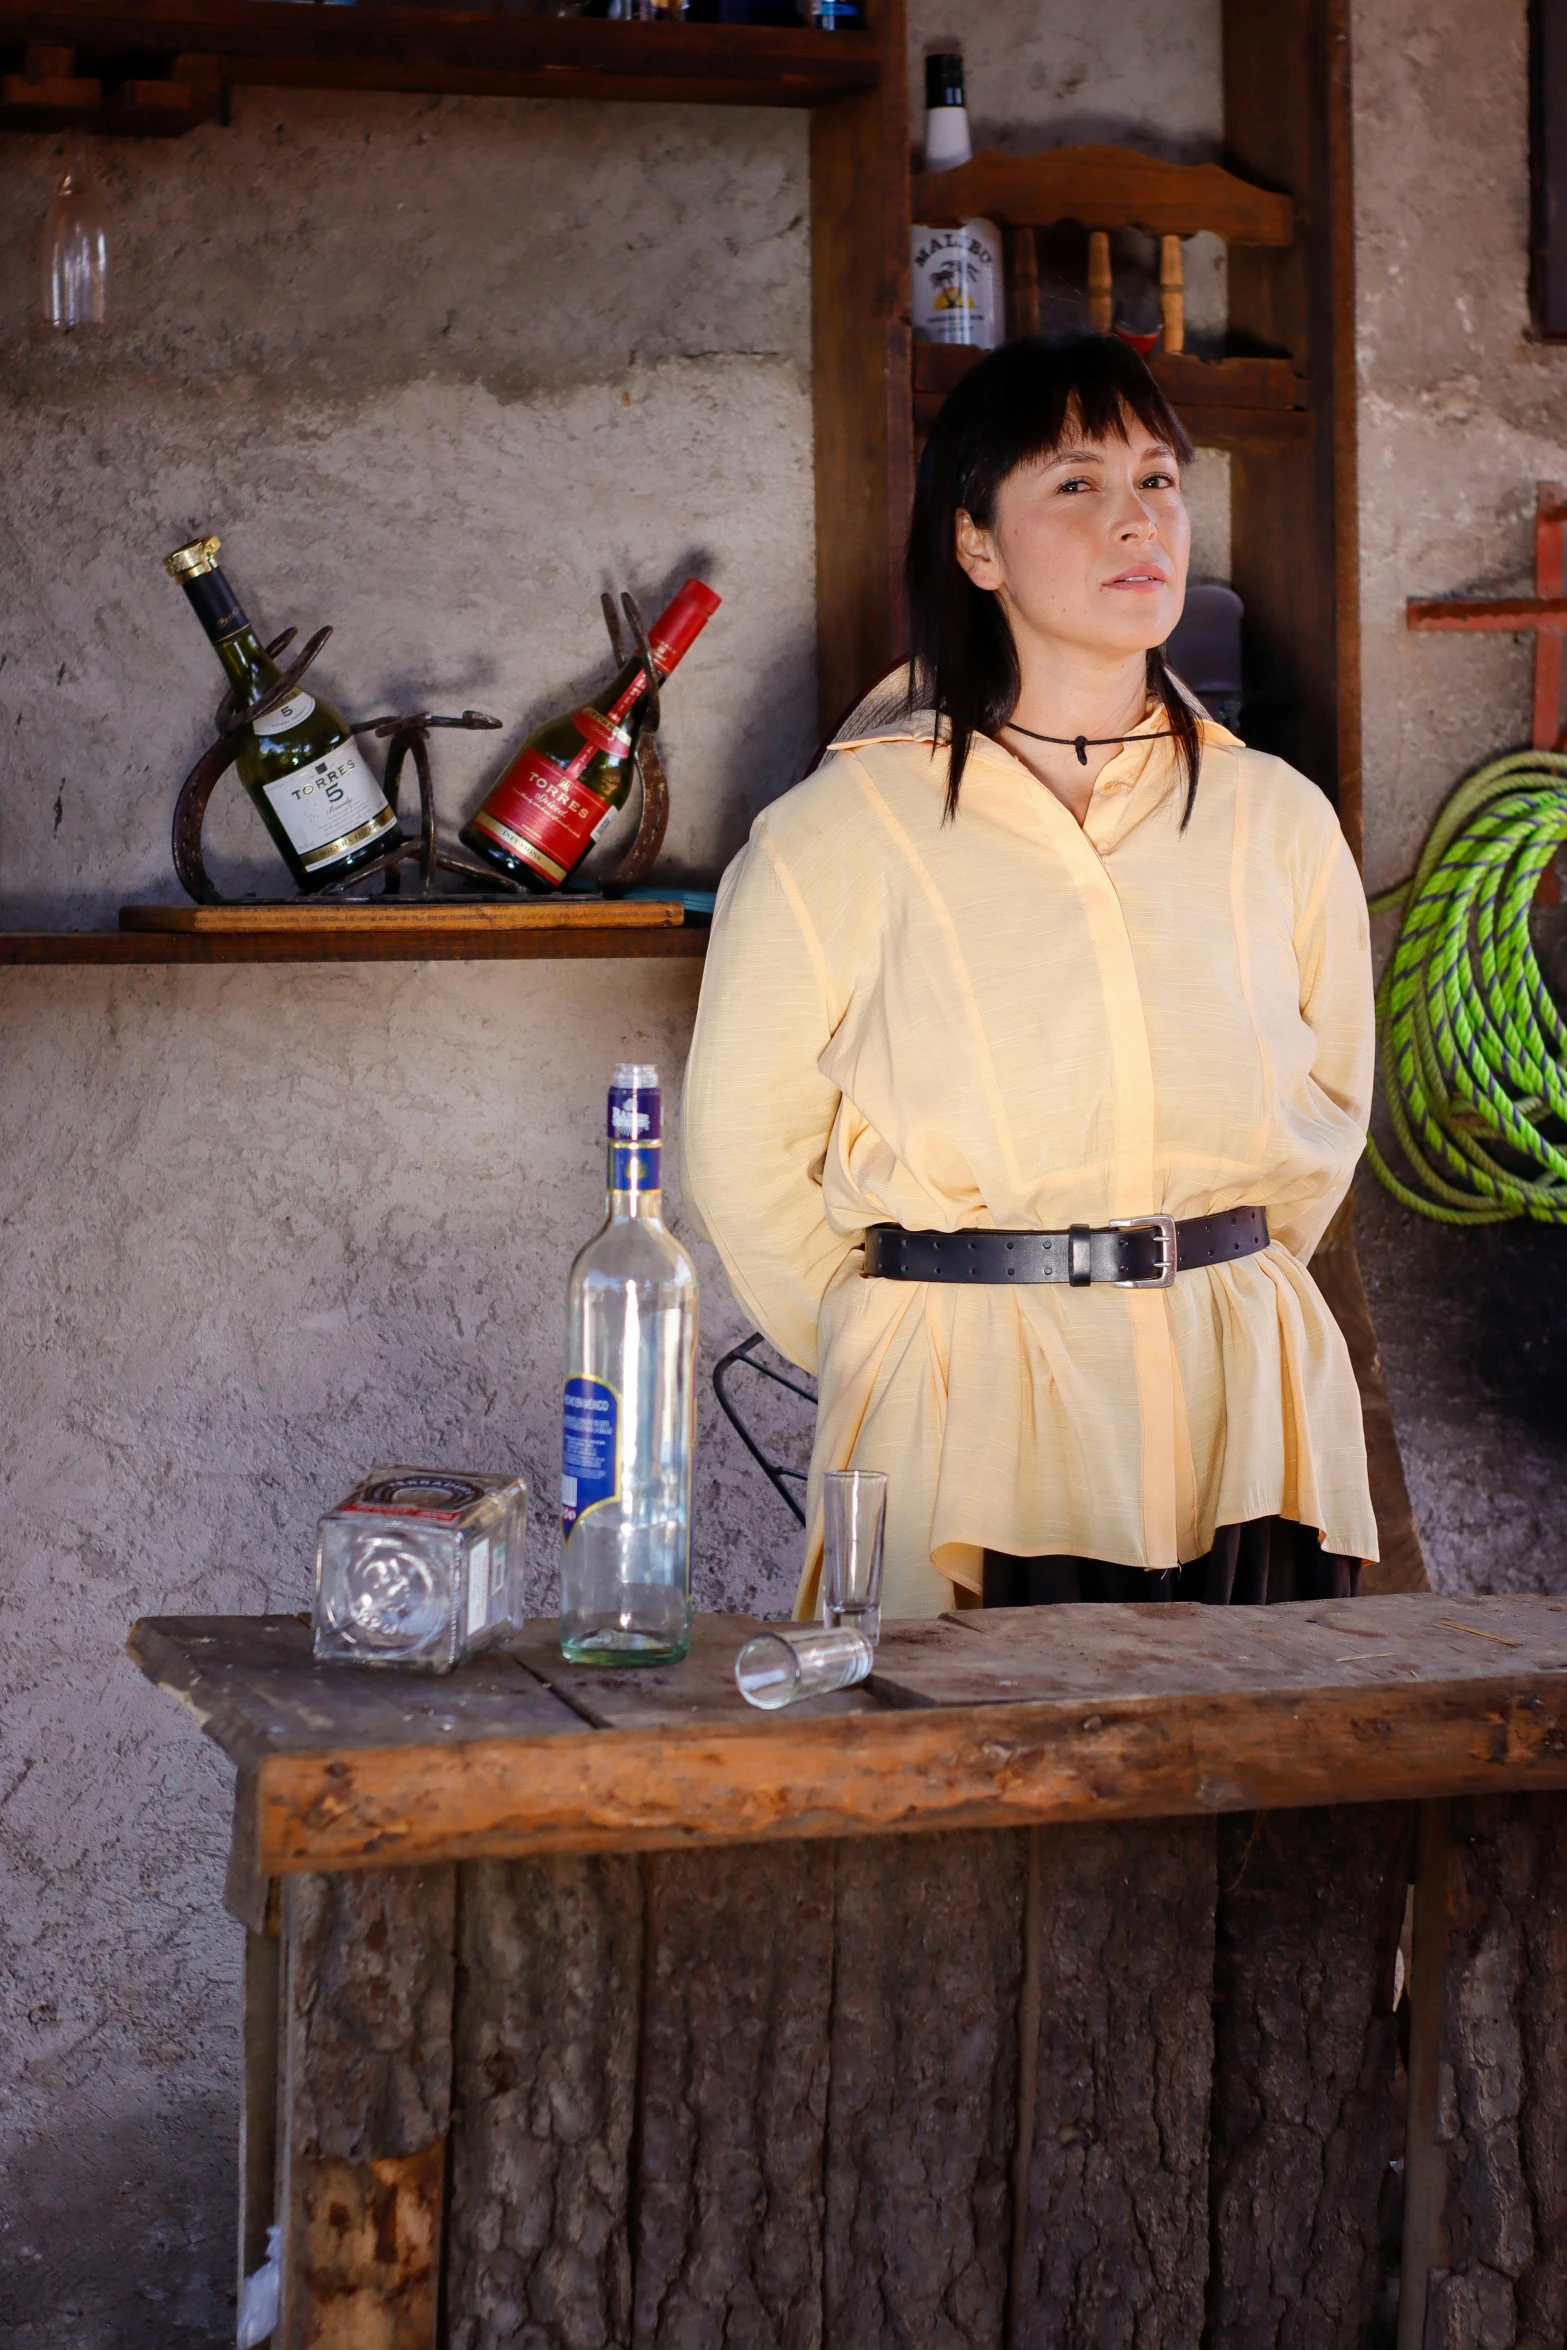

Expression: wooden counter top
xmin=129 ymin=1594 xmax=1567 ymax=1875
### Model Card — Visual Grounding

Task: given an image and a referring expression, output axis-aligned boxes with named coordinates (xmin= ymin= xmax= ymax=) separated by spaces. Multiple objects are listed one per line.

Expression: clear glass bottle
xmin=560 ymin=1063 xmax=697 ymax=1665
xmin=41 ymin=155 xmax=108 ymax=331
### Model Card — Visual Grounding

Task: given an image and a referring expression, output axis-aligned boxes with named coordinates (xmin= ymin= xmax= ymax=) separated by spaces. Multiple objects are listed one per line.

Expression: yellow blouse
xmin=680 ymin=681 xmax=1378 ymax=1620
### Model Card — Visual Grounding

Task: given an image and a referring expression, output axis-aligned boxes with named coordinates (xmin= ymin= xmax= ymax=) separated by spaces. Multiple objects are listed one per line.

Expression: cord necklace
xmin=1003 ymin=722 xmax=1176 ymax=766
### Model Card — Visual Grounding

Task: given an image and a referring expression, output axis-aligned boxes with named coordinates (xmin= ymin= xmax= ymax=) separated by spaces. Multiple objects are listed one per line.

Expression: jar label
xmin=263 ymin=738 xmax=393 ymax=867
xmin=562 ymin=1375 xmax=618 ymax=1536
xmin=344 ymin=1472 xmax=491 ymax=1521
xmin=466 ymin=1535 xmax=493 ymax=1636
xmin=254 ymin=692 xmax=316 ymax=736
xmin=471 ymin=751 xmax=610 ymax=885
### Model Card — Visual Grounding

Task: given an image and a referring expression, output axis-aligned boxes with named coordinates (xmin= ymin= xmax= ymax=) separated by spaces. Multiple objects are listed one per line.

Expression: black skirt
xmin=981 ymin=1516 xmax=1361 ymax=1608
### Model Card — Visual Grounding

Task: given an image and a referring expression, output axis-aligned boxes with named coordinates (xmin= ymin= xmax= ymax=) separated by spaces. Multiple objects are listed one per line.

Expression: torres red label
xmin=470 ymin=752 xmax=610 ymax=884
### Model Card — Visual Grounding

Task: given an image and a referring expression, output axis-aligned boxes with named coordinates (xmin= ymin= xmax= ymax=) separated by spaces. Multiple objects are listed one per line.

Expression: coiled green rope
xmin=1367 ymin=748 xmax=1567 ymax=1223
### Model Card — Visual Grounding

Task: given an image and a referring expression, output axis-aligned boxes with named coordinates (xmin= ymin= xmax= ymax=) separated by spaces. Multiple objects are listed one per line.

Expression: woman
xmin=682 ymin=335 xmax=1376 ymax=1618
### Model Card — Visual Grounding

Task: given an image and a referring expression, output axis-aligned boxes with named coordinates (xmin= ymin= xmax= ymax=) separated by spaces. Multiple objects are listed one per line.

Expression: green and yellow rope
xmin=1368 ymin=748 xmax=1567 ymax=1223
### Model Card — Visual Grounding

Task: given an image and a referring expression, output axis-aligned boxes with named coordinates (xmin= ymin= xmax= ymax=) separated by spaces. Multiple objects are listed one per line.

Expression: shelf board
xmin=911 ymin=344 xmax=1310 ymax=449
xmin=0 ymin=908 xmax=710 ymax=963
xmin=0 ymin=5 xmax=882 ymax=109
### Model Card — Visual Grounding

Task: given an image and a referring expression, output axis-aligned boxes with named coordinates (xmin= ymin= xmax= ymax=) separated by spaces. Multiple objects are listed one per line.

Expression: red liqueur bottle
xmin=461 ymin=578 xmax=720 ymax=892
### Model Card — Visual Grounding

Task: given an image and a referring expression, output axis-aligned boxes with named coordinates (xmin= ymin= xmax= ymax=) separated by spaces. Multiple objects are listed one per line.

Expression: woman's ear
xmin=955 ymin=508 xmax=1004 ymax=591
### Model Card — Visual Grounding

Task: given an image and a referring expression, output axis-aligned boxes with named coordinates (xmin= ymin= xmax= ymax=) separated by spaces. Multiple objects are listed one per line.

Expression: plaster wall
xmin=0 ymin=10 xmax=1227 ymax=2342
xmin=1350 ymin=0 xmax=1567 ymax=1598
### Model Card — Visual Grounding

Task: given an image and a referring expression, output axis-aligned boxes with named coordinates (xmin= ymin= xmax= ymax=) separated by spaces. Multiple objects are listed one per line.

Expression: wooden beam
xmin=1224 ymin=0 xmax=1362 ymax=852
xmin=911 ymin=144 xmax=1295 ymax=244
xmin=809 ymin=0 xmax=910 ymax=732
xmin=1407 ymin=594 xmax=1567 ymax=631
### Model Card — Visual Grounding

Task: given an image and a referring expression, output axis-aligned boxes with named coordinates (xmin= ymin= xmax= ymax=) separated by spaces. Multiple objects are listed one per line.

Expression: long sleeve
xmin=680 ymin=818 xmax=850 ymax=1373
xmin=1277 ymin=821 xmax=1376 ymax=1261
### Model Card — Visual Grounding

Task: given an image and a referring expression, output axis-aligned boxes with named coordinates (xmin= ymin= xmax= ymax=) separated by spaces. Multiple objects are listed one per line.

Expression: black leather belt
xmin=862 ymin=1207 xmax=1269 ymax=1289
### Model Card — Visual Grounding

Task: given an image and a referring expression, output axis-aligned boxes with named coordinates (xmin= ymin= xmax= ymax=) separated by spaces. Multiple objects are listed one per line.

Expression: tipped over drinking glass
xmin=735 ymin=1468 xmax=888 ymax=1710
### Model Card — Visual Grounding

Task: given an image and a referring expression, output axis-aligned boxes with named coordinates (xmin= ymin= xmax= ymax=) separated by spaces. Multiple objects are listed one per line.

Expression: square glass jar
xmin=313 ymin=1466 xmax=528 ymax=1672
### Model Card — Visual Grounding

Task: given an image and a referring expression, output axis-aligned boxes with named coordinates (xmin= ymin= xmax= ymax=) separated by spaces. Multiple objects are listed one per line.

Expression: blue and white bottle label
xmin=607 ymin=1078 xmax=661 ymax=1191
xmin=562 ymin=1375 xmax=618 ymax=1536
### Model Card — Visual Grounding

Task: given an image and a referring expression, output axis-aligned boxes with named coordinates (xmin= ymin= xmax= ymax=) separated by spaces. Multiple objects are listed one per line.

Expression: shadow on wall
xmin=1355 ymin=1164 xmax=1567 ymax=1598
xmin=0 ymin=2095 xmax=235 ymax=2350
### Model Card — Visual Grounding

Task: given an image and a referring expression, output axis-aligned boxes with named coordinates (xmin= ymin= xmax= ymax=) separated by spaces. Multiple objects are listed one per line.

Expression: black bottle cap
xmin=163 ymin=533 xmax=249 ymax=642
xmin=925 ymin=52 xmax=966 ymax=109
xmin=176 ymin=564 xmax=249 ymax=644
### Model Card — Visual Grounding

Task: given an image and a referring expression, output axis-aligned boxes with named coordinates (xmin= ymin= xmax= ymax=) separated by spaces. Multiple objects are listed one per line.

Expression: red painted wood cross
xmin=1407 ymin=482 xmax=1567 ymax=750
xmin=1406 ymin=482 xmax=1567 ymax=901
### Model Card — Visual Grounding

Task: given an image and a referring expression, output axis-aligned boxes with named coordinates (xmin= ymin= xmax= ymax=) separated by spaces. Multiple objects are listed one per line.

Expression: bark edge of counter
xmin=250 ymin=1675 xmax=1567 ymax=1872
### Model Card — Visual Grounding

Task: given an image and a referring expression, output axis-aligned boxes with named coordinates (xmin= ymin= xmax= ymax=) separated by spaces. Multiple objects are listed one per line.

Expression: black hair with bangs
xmin=906 ymin=333 xmax=1201 ymax=825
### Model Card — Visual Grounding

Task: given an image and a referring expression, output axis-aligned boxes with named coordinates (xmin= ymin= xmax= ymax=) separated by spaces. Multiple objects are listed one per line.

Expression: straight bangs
xmin=905 ymin=334 xmax=1201 ymax=824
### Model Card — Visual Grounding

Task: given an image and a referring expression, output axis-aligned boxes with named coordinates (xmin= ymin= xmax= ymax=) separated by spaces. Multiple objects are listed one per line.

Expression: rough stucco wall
xmin=1351 ymin=0 xmax=1567 ymax=1599
xmin=1354 ymin=0 xmax=1563 ymax=898
xmin=0 ymin=16 xmax=1231 ymax=2345
xmin=0 ymin=93 xmax=817 ymax=917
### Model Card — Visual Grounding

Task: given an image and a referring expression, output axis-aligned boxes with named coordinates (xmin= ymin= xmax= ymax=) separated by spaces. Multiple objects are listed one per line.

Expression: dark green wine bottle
xmin=163 ymin=535 xmax=403 ymax=894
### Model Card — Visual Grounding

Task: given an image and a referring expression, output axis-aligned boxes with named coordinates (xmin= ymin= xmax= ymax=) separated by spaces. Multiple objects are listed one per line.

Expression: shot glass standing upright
xmin=822 ymin=1468 xmax=887 ymax=1646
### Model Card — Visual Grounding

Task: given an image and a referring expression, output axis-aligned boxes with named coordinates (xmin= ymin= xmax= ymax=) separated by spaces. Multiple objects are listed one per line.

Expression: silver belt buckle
xmin=1108 ymin=1213 xmax=1177 ymax=1289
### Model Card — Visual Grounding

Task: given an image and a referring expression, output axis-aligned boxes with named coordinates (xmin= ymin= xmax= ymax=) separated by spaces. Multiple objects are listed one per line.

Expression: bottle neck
xmin=924 ymin=102 xmax=973 ymax=171
xmin=608 ymin=1181 xmax=664 ymax=1222
xmin=178 ymin=564 xmax=281 ymax=711
xmin=586 ymin=580 xmax=719 ymax=736
xmin=606 ymin=1125 xmax=664 ymax=1216
xmin=214 ymin=624 xmax=281 ymax=708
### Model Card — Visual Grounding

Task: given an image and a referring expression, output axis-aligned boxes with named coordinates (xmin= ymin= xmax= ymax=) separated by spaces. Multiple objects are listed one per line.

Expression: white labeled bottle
xmin=911 ymin=52 xmax=1005 ymax=351
xmin=559 ymin=1063 xmax=697 ymax=1665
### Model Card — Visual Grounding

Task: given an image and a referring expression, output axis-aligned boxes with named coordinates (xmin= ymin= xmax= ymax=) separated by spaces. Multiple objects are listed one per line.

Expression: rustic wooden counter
xmin=131 ymin=1596 xmax=1567 ymax=2350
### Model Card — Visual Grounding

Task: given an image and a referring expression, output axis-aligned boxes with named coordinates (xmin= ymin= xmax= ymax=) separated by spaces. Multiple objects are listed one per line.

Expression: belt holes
xmin=1008 ymin=1267 xmax=1016 ymax=1276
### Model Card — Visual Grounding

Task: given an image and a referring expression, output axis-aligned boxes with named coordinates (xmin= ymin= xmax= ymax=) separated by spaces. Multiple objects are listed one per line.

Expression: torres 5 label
xmin=562 ymin=1375 xmax=618 ymax=1536
xmin=263 ymin=738 xmax=393 ymax=866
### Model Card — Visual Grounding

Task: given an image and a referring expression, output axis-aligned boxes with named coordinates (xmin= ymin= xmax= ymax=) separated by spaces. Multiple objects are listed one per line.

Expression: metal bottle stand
xmin=170 ymin=591 xmax=672 ymax=907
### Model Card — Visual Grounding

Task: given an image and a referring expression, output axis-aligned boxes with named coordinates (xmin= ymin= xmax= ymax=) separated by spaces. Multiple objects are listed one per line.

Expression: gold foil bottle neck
xmin=163 ymin=534 xmax=221 ymax=579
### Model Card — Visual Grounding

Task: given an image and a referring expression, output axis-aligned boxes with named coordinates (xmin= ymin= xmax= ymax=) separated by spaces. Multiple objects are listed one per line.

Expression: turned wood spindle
xmin=1087 ymin=230 xmax=1113 ymax=333
xmin=1160 ymin=234 xmax=1185 ymax=355
xmin=1006 ymin=223 xmax=1041 ymax=340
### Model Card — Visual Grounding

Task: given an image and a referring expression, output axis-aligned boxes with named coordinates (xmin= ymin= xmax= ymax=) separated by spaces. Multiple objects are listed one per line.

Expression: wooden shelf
xmin=0 ymin=5 xmax=880 ymax=113
xmin=912 ymin=343 xmax=1310 ymax=448
xmin=0 ymin=904 xmax=710 ymax=963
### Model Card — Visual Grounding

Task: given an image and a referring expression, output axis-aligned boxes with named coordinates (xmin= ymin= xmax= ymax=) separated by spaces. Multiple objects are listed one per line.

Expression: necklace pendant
xmin=1074 ymin=736 xmax=1089 ymax=765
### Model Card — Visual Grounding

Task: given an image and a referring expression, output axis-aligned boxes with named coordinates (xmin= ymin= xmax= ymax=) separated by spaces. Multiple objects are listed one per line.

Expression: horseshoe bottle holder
xmin=170 ymin=591 xmax=674 ymax=906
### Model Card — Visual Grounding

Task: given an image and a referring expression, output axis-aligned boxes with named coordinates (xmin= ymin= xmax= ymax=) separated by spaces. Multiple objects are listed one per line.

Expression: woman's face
xmin=954 ymin=413 xmax=1190 ymax=662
